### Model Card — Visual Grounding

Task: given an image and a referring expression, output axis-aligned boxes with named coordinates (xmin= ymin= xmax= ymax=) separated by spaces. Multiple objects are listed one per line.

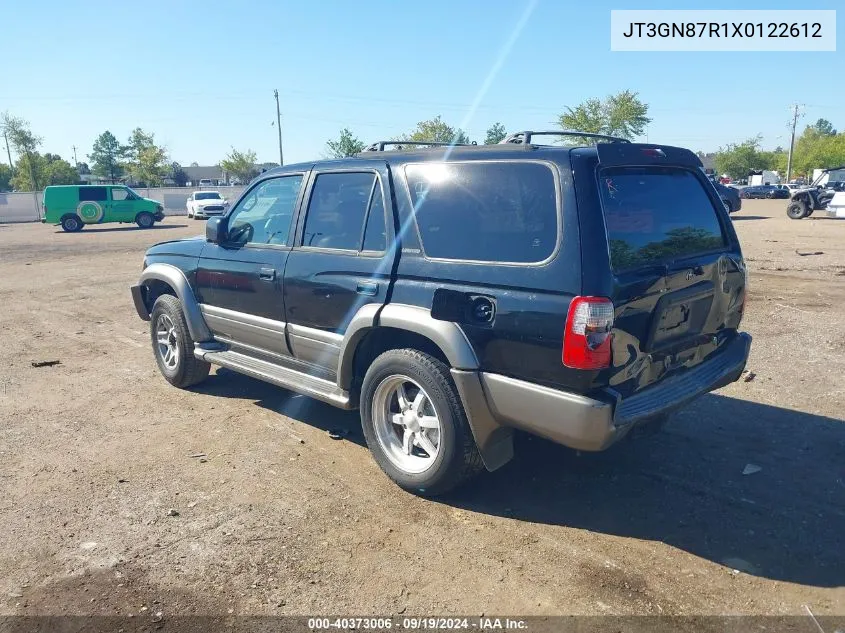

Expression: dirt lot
xmin=1 ymin=201 xmax=843 ymax=621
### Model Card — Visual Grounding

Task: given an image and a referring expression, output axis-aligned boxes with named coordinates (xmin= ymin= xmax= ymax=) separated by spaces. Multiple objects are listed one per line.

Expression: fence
xmin=0 ymin=186 xmax=246 ymax=224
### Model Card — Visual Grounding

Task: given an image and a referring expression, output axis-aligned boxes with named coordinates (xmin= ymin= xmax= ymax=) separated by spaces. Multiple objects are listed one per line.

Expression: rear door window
xmin=405 ymin=161 xmax=558 ymax=263
xmin=362 ymin=181 xmax=387 ymax=252
xmin=598 ymin=167 xmax=727 ymax=272
xmin=302 ymin=172 xmax=375 ymax=250
xmin=79 ymin=187 xmax=107 ymax=202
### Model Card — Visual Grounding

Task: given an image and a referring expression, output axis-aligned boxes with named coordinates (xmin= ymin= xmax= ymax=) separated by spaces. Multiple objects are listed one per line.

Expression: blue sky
xmin=1 ymin=0 xmax=841 ymax=167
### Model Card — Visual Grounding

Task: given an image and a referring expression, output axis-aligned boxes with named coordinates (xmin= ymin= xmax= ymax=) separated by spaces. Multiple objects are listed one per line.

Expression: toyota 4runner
xmin=131 ymin=131 xmax=751 ymax=496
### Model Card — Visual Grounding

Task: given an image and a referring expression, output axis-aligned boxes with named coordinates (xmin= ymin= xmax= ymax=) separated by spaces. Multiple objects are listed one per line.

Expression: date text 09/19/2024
xmin=307 ymin=617 xmax=528 ymax=630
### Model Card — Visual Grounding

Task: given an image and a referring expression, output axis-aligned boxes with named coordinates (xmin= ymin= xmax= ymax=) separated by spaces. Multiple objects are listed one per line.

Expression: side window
xmin=111 ymin=188 xmax=129 ymax=201
xmin=302 ymin=172 xmax=375 ymax=250
xmin=227 ymin=175 xmax=303 ymax=247
xmin=405 ymin=162 xmax=558 ymax=263
xmin=362 ymin=182 xmax=387 ymax=252
xmin=79 ymin=187 xmax=107 ymax=202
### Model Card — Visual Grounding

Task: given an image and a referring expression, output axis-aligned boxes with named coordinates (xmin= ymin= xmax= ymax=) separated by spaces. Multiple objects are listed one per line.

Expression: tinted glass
xmin=111 ymin=188 xmax=129 ymax=201
xmin=405 ymin=162 xmax=557 ymax=263
xmin=227 ymin=175 xmax=303 ymax=246
xmin=79 ymin=187 xmax=107 ymax=202
xmin=598 ymin=167 xmax=727 ymax=272
xmin=196 ymin=192 xmax=221 ymax=200
xmin=362 ymin=183 xmax=387 ymax=252
xmin=303 ymin=172 xmax=375 ymax=250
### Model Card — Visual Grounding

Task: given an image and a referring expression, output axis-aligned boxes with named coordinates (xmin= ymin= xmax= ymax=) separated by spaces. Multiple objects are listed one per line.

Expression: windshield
xmin=195 ymin=192 xmax=221 ymax=200
xmin=598 ymin=166 xmax=727 ymax=272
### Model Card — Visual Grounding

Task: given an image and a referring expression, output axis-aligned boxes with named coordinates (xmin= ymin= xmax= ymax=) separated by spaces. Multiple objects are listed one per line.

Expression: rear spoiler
xmin=596 ymin=143 xmax=703 ymax=169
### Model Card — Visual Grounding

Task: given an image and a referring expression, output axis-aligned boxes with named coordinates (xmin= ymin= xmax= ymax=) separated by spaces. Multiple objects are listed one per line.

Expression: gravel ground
xmin=0 ymin=200 xmax=843 ymax=621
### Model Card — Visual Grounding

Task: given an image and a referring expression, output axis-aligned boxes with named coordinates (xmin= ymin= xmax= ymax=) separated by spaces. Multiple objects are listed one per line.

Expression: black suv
xmin=131 ymin=131 xmax=751 ymax=496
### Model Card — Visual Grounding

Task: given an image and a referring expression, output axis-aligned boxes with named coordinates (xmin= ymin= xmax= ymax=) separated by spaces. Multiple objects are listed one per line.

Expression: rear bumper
xmin=477 ymin=332 xmax=751 ymax=452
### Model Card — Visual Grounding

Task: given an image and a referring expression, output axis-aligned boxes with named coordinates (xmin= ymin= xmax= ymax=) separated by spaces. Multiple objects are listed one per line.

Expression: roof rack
xmin=361 ymin=140 xmax=477 ymax=152
xmin=499 ymin=130 xmax=631 ymax=145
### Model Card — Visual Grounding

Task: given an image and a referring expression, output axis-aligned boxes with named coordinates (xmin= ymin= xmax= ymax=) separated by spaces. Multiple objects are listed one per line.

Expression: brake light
xmin=641 ymin=148 xmax=666 ymax=158
xmin=563 ymin=296 xmax=614 ymax=370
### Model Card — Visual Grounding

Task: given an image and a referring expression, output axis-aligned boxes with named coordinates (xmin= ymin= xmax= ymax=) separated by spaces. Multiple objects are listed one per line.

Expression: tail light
xmin=563 ymin=296 xmax=614 ymax=370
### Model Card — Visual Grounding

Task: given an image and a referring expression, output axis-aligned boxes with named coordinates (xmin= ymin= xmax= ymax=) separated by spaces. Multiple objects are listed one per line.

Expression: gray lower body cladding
xmin=458 ymin=332 xmax=751 ymax=457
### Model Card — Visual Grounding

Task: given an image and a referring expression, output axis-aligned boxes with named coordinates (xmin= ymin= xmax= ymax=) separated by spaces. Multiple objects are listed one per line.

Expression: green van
xmin=42 ymin=185 xmax=165 ymax=232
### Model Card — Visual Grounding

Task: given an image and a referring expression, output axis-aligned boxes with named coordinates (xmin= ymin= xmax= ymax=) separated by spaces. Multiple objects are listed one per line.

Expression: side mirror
xmin=206 ymin=216 xmax=227 ymax=244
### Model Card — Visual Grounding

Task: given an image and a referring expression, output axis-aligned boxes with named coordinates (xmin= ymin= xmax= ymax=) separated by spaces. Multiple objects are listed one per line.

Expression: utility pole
xmin=274 ymin=89 xmax=284 ymax=166
xmin=72 ymin=145 xmax=78 ymax=166
xmin=2 ymin=128 xmax=12 ymax=174
xmin=786 ymin=104 xmax=802 ymax=182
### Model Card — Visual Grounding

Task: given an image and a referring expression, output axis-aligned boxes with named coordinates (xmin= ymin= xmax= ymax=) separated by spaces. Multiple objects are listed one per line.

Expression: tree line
xmin=0 ymin=112 xmax=262 ymax=192
xmin=714 ymin=119 xmax=844 ymax=182
xmin=4 ymin=94 xmax=842 ymax=192
xmin=323 ymin=91 xmax=653 ymax=158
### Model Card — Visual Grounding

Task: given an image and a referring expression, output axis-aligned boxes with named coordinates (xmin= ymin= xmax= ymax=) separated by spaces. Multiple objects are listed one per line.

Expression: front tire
xmin=61 ymin=215 xmax=83 ymax=232
xmin=150 ymin=294 xmax=210 ymax=388
xmin=136 ymin=212 xmax=155 ymax=228
xmin=787 ymin=201 xmax=807 ymax=219
xmin=360 ymin=349 xmax=483 ymax=496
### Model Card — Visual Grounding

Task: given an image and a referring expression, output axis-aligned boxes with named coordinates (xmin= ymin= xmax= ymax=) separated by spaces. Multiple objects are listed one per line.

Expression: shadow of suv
xmin=131 ymin=131 xmax=750 ymax=496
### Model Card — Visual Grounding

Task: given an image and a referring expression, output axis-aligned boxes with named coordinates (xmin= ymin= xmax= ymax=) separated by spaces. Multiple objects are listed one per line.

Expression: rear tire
xmin=136 ymin=212 xmax=155 ymax=228
xmin=787 ymin=201 xmax=807 ymax=220
xmin=61 ymin=215 xmax=83 ymax=232
xmin=150 ymin=294 xmax=210 ymax=388
xmin=360 ymin=349 xmax=483 ymax=497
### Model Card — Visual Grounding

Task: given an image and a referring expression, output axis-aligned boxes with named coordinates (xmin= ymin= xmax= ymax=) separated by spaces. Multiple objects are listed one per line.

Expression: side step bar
xmin=195 ymin=347 xmax=353 ymax=409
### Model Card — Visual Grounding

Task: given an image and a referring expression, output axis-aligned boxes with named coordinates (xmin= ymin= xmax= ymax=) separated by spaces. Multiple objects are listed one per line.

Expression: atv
xmin=786 ymin=166 xmax=843 ymax=219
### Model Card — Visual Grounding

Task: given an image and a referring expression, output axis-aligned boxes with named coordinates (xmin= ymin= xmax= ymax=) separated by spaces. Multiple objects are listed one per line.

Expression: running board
xmin=195 ymin=348 xmax=353 ymax=409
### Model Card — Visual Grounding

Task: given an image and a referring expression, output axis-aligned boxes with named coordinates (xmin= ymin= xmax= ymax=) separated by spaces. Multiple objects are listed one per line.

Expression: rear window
xmin=598 ymin=167 xmax=727 ymax=272
xmin=405 ymin=162 xmax=558 ymax=263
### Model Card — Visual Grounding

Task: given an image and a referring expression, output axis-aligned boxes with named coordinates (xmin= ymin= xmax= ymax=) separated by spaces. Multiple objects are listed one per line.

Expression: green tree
xmin=792 ymin=127 xmax=845 ymax=178
xmin=10 ymin=153 xmax=78 ymax=190
xmin=125 ymin=128 xmax=155 ymax=162
xmin=403 ymin=116 xmax=470 ymax=146
xmin=484 ymin=122 xmax=507 ymax=145
xmin=220 ymin=148 xmax=258 ymax=184
xmin=170 ymin=162 xmax=188 ymax=187
xmin=812 ymin=118 xmax=837 ymax=136
xmin=133 ymin=146 xmax=169 ymax=187
xmin=0 ymin=163 xmax=11 ymax=191
xmin=2 ymin=112 xmax=42 ymax=192
xmin=124 ymin=128 xmax=168 ymax=186
xmin=714 ymin=137 xmax=782 ymax=180
xmin=76 ymin=162 xmax=91 ymax=175
xmin=559 ymin=91 xmax=651 ymax=141
xmin=325 ymin=128 xmax=366 ymax=158
xmin=91 ymin=131 xmax=125 ymax=182
xmin=44 ymin=154 xmax=79 ymax=185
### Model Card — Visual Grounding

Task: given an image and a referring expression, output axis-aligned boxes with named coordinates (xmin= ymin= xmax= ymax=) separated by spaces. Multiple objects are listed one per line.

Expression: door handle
xmin=356 ymin=281 xmax=379 ymax=296
xmin=259 ymin=267 xmax=276 ymax=281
